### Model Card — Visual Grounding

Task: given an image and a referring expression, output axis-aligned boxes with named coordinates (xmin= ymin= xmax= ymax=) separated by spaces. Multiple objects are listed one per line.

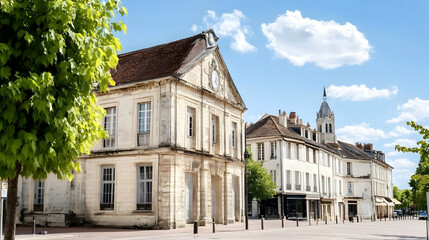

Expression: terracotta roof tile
xmin=111 ymin=33 xmax=206 ymax=85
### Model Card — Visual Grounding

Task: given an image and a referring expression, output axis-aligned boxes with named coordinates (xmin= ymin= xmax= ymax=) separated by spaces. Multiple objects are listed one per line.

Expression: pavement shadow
xmin=375 ymin=234 xmax=425 ymax=240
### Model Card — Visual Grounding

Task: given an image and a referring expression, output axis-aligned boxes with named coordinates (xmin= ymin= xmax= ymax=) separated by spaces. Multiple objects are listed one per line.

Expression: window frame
xmin=137 ymin=102 xmax=151 ymax=146
xmin=270 ymin=141 xmax=277 ymax=159
xmin=257 ymin=143 xmax=264 ymax=161
xmin=136 ymin=165 xmax=153 ymax=211
xmin=100 ymin=166 xmax=115 ymax=210
xmin=103 ymin=107 xmax=117 ymax=148
xmin=33 ymin=180 xmax=44 ymax=212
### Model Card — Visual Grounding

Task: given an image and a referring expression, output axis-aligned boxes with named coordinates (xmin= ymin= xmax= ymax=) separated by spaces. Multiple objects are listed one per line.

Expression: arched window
xmin=329 ymin=124 xmax=332 ymax=133
xmin=325 ymin=123 xmax=328 ymax=133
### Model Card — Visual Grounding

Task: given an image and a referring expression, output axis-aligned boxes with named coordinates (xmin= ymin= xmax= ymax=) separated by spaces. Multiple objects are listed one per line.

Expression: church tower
xmin=316 ymin=88 xmax=336 ymax=143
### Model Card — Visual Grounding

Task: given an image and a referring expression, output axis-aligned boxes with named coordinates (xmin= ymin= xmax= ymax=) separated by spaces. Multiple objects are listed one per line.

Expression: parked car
xmin=419 ymin=210 xmax=427 ymax=220
xmin=394 ymin=209 xmax=403 ymax=218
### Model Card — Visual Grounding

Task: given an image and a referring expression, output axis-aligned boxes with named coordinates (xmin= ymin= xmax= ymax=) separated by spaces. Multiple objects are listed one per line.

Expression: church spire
xmin=323 ymin=87 xmax=327 ymax=102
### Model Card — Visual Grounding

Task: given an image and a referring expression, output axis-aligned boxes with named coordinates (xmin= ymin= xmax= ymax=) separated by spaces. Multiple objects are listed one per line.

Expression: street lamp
xmin=244 ymin=149 xmax=250 ymax=230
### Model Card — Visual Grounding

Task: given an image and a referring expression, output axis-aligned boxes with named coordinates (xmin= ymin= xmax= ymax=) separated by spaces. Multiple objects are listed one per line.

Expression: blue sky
xmin=115 ymin=1 xmax=429 ymax=189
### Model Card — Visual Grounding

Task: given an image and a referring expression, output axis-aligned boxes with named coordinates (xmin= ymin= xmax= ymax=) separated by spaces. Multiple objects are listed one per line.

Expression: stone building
xmin=246 ymin=90 xmax=393 ymax=221
xmin=15 ymin=30 xmax=247 ymax=229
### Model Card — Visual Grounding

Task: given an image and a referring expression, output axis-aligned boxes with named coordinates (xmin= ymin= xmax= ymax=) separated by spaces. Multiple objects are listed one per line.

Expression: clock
xmin=211 ymin=70 xmax=219 ymax=91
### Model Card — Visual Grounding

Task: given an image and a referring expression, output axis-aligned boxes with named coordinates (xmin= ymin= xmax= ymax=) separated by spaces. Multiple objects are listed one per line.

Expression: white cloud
xmin=327 ymin=84 xmax=398 ymax=101
xmin=191 ymin=24 xmax=197 ymax=32
xmin=384 ymin=138 xmax=417 ymax=148
xmin=387 ymin=98 xmax=429 ymax=123
xmin=261 ymin=10 xmax=371 ymax=69
xmin=389 ymin=125 xmax=413 ymax=137
xmin=386 ymin=151 xmax=401 ymax=158
xmin=388 ymin=158 xmax=416 ymax=169
xmin=203 ymin=9 xmax=256 ymax=53
xmin=337 ymin=123 xmax=386 ymax=143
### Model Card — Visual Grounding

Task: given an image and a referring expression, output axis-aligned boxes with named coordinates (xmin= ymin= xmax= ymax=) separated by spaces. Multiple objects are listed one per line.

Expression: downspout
xmin=279 ymin=140 xmax=284 ymax=217
xmin=370 ymin=159 xmax=375 ymax=220
xmin=156 ymin=81 xmax=161 ymax=227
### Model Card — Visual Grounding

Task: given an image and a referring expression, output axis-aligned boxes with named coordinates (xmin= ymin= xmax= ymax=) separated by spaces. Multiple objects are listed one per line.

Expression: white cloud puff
xmin=387 ymin=98 xmax=429 ymax=123
xmin=327 ymin=84 xmax=398 ymax=101
xmin=384 ymin=138 xmax=417 ymax=148
xmin=337 ymin=123 xmax=412 ymax=143
xmin=261 ymin=10 xmax=371 ymax=69
xmin=387 ymin=158 xmax=416 ymax=169
xmin=203 ymin=9 xmax=256 ymax=53
xmin=191 ymin=24 xmax=197 ymax=32
xmin=337 ymin=123 xmax=386 ymax=143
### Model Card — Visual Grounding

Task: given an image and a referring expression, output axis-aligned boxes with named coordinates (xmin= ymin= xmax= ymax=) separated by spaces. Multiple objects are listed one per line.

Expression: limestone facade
xmin=246 ymin=93 xmax=393 ymax=221
xmin=16 ymin=30 xmax=246 ymax=229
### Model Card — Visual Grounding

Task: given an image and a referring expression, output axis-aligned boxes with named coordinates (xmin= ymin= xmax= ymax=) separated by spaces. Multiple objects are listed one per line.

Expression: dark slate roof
xmin=110 ymin=32 xmax=209 ymax=86
xmin=246 ymin=115 xmax=325 ymax=149
xmin=318 ymin=102 xmax=332 ymax=118
xmin=246 ymin=114 xmax=393 ymax=168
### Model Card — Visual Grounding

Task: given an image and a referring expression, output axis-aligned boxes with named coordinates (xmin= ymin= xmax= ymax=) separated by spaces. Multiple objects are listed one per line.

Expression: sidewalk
xmin=8 ymin=217 xmax=427 ymax=240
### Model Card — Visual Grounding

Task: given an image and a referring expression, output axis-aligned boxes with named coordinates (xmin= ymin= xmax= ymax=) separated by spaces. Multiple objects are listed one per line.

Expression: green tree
xmin=395 ymin=121 xmax=429 ymax=210
xmin=393 ymin=185 xmax=402 ymax=209
xmin=0 ymin=1 xmax=126 ymax=239
xmin=246 ymin=148 xmax=276 ymax=201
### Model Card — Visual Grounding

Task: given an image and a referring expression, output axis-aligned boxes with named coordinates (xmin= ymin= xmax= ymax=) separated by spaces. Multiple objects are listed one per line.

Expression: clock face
xmin=211 ymin=70 xmax=219 ymax=91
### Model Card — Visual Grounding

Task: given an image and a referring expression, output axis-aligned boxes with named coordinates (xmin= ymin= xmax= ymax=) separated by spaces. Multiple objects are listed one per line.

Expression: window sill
xmin=132 ymin=210 xmax=153 ymax=215
xmin=95 ymin=210 xmax=115 ymax=215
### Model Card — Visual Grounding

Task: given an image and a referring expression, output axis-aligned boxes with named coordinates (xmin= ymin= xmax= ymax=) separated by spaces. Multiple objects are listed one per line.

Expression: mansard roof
xmin=318 ymin=102 xmax=332 ymax=118
xmin=111 ymin=30 xmax=214 ymax=86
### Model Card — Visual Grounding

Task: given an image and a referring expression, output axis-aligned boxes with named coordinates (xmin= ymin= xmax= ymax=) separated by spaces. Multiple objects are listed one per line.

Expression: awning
xmin=392 ymin=198 xmax=401 ymax=205
xmin=375 ymin=197 xmax=387 ymax=206
xmin=286 ymin=195 xmax=306 ymax=200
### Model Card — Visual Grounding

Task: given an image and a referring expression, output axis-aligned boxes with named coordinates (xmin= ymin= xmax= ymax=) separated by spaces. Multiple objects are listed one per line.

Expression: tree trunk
xmin=4 ymin=162 xmax=21 ymax=240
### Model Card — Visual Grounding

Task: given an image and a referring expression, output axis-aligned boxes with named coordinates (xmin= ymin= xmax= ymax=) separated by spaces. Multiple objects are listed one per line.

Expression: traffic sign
xmin=1 ymin=189 xmax=6 ymax=198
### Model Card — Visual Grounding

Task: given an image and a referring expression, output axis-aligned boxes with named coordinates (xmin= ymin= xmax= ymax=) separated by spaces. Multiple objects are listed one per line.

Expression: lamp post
xmin=244 ymin=149 xmax=250 ymax=230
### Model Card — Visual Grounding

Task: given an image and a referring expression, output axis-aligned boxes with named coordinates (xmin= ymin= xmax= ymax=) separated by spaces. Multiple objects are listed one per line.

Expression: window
xmin=187 ymin=107 xmax=195 ymax=138
xmin=270 ymin=141 xmax=277 ymax=159
xmin=295 ymin=171 xmax=301 ymax=190
xmin=104 ymin=107 xmax=116 ymax=147
xmin=138 ymin=102 xmax=151 ymax=146
xmin=231 ymin=122 xmax=237 ymax=148
xmin=270 ymin=170 xmax=277 ymax=184
xmin=339 ymin=180 xmax=342 ymax=195
xmin=211 ymin=115 xmax=218 ymax=144
xmin=257 ymin=143 xmax=264 ymax=160
xmin=34 ymin=180 xmax=44 ymax=212
xmin=322 ymin=176 xmax=325 ymax=194
xmin=286 ymin=170 xmax=291 ymax=190
xmin=306 ymin=173 xmax=310 ymax=191
xmin=291 ymin=143 xmax=297 ymax=159
xmin=329 ymin=124 xmax=332 ymax=133
xmin=347 ymin=181 xmax=353 ymax=196
xmin=313 ymin=174 xmax=317 ymax=192
xmin=100 ymin=166 xmax=115 ymax=210
xmin=137 ymin=166 xmax=152 ymax=210
xmin=347 ymin=162 xmax=352 ymax=176
xmin=328 ymin=177 xmax=331 ymax=195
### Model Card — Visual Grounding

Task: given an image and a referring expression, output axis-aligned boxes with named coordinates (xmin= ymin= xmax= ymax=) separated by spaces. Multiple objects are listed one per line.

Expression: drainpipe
xmin=157 ymin=81 xmax=161 ymax=228
xmin=279 ymin=140 xmax=284 ymax=217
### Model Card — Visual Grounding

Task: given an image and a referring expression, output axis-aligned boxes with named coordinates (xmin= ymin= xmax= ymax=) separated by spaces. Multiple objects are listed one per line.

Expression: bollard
xmin=212 ymin=218 xmax=215 ymax=233
xmin=309 ymin=218 xmax=311 ymax=226
xmin=33 ymin=216 xmax=36 ymax=235
xmin=357 ymin=216 xmax=359 ymax=223
xmin=336 ymin=215 xmax=338 ymax=224
xmin=325 ymin=216 xmax=327 ymax=225
xmin=343 ymin=217 xmax=344 ymax=224
xmin=316 ymin=219 xmax=319 ymax=225
xmin=296 ymin=216 xmax=299 ymax=227
xmin=193 ymin=221 xmax=198 ymax=234
xmin=281 ymin=216 xmax=284 ymax=228
xmin=385 ymin=216 xmax=386 ymax=221
xmin=261 ymin=216 xmax=264 ymax=230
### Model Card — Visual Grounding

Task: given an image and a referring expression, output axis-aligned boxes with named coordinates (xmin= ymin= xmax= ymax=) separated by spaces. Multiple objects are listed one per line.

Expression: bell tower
xmin=316 ymin=88 xmax=336 ymax=143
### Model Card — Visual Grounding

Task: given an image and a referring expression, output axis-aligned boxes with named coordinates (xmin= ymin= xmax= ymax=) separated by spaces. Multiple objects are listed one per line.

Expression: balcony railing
xmin=286 ymin=184 xmax=291 ymax=190
xmin=313 ymin=186 xmax=317 ymax=192
xmin=306 ymin=186 xmax=311 ymax=191
xmin=295 ymin=184 xmax=301 ymax=190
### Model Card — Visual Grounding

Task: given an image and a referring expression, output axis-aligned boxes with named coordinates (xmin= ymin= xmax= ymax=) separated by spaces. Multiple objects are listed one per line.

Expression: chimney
xmin=289 ymin=112 xmax=297 ymax=124
xmin=355 ymin=142 xmax=363 ymax=150
xmin=364 ymin=143 xmax=373 ymax=151
xmin=279 ymin=111 xmax=287 ymax=127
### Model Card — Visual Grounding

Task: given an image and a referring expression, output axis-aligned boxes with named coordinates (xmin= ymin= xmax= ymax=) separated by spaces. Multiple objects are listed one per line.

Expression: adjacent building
xmin=246 ymin=90 xmax=394 ymax=221
xmin=15 ymin=30 xmax=247 ymax=229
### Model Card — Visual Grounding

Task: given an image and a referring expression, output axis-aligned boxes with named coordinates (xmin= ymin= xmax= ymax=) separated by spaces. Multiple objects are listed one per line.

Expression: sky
xmin=114 ymin=1 xmax=429 ymax=189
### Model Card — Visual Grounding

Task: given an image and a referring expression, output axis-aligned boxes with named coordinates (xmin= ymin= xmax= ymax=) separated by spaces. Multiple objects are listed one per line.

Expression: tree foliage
xmin=393 ymin=185 xmax=414 ymax=210
xmin=0 ymin=0 xmax=126 ymax=238
xmin=395 ymin=121 xmax=429 ymax=210
xmin=246 ymin=148 xmax=276 ymax=201
xmin=0 ymin=0 xmax=126 ymax=179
